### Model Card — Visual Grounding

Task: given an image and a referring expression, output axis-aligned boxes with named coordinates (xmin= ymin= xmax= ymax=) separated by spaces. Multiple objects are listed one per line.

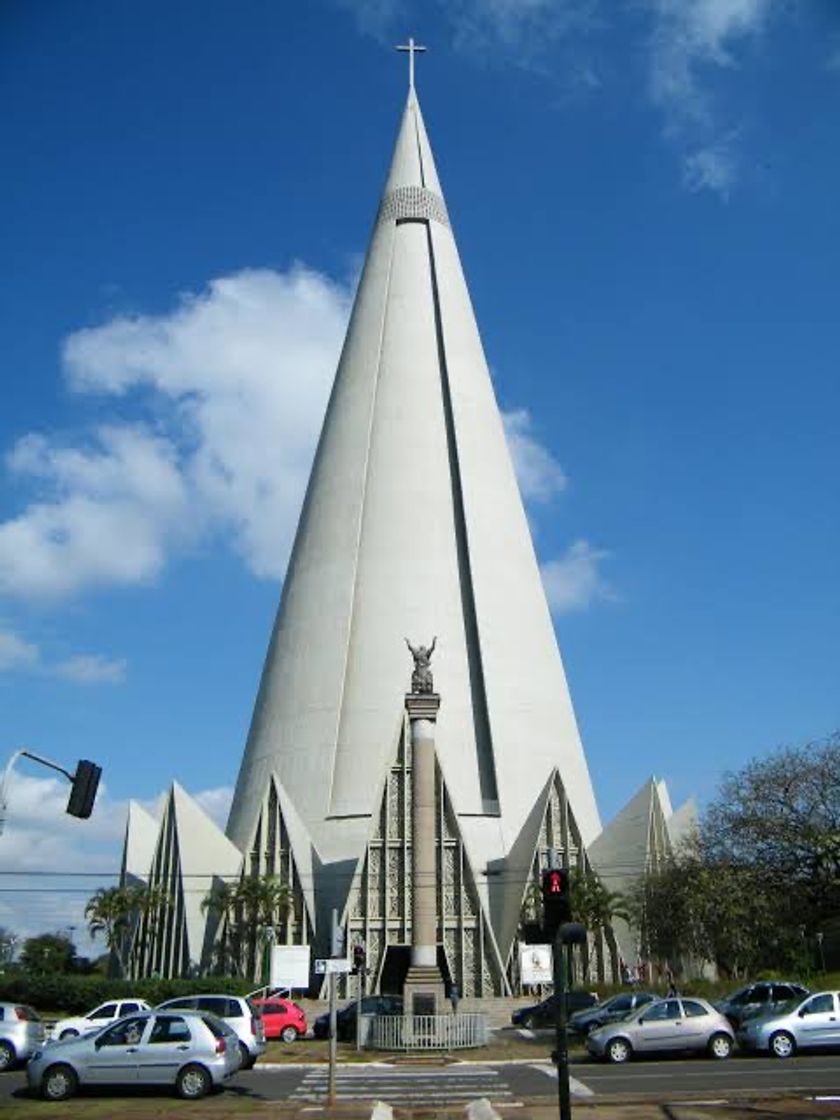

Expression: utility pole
xmin=327 ymin=908 xmax=342 ymax=1106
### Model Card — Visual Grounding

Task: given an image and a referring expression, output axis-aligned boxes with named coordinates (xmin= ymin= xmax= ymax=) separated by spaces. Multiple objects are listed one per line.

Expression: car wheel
xmin=59 ymin=1029 xmax=79 ymax=1041
xmin=176 ymin=1063 xmax=212 ymax=1100
xmin=238 ymin=1042 xmax=255 ymax=1070
xmin=41 ymin=1063 xmax=78 ymax=1102
xmin=707 ymin=1033 xmax=733 ymax=1060
xmin=280 ymin=1026 xmax=299 ymax=1043
xmin=606 ymin=1037 xmax=631 ymax=1064
xmin=523 ymin=1015 xmax=537 ymax=1030
xmin=0 ymin=1041 xmax=16 ymax=1072
xmin=770 ymin=1031 xmax=795 ymax=1059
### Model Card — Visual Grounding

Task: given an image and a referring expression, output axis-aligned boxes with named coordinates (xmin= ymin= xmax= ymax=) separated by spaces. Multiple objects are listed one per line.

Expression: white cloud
xmin=541 ymin=538 xmax=613 ymax=613
xmin=503 ymin=409 xmax=568 ymax=502
xmin=0 ymin=773 xmax=232 ymax=946
xmin=0 ymin=625 xmax=124 ymax=685
xmin=336 ymin=0 xmax=406 ymax=41
xmin=1 ymin=426 xmax=190 ymax=598
xmin=682 ymin=136 xmax=737 ymax=197
xmin=445 ymin=0 xmax=599 ymax=66
xmin=645 ymin=0 xmax=775 ymax=196
xmin=193 ymin=786 xmax=234 ymax=830
xmin=2 ymin=264 xmax=576 ymax=608
xmin=0 ymin=266 xmax=350 ymax=600
xmin=0 ymin=628 xmax=38 ymax=671
xmin=52 ymin=655 xmax=127 ymax=685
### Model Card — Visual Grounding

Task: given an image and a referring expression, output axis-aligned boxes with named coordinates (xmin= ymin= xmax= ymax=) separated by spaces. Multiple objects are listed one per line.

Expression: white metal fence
xmin=362 ymin=1013 xmax=488 ymax=1050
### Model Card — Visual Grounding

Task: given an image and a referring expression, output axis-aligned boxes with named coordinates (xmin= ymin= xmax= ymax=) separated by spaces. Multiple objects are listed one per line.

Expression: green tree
xmin=570 ymin=870 xmax=629 ymax=983
xmin=203 ymin=875 xmax=292 ymax=979
xmin=0 ymin=926 xmax=17 ymax=966
xmin=84 ymin=886 xmax=137 ymax=976
xmin=701 ymin=735 xmax=840 ymax=930
xmin=20 ymin=932 xmax=76 ymax=974
xmin=632 ymin=734 xmax=840 ymax=978
xmin=201 ymin=880 xmax=240 ymax=975
xmin=129 ymin=884 xmax=173 ymax=973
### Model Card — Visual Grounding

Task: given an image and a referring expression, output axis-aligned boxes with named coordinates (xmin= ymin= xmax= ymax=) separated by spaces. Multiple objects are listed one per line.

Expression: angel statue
xmin=405 ymin=636 xmax=437 ymax=694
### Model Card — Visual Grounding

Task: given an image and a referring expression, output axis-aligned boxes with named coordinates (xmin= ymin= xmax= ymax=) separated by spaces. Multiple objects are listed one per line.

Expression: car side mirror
xmin=798 ymin=1009 xmax=807 ymax=1018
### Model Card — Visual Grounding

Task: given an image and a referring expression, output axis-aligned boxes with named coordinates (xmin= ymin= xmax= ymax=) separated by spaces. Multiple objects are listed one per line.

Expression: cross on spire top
xmin=396 ymin=37 xmax=426 ymax=90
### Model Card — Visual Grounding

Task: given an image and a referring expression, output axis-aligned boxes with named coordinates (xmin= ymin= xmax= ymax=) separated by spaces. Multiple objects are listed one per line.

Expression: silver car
xmin=27 ymin=1009 xmax=239 ymax=1101
xmin=155 ymin=994 xmax=265 ymax=1069
xmin=586 ymin=997 xmax=735 ymax=1063
xmin=0 ymin=1002 xmax=46 ymax=1071
xmin=737 ymin=989 xmax=840 ymax=1058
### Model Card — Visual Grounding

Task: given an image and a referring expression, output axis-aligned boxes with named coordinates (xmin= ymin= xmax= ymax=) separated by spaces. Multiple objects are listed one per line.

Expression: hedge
xmin=0 ymin=974 xmax=258 ymax=1015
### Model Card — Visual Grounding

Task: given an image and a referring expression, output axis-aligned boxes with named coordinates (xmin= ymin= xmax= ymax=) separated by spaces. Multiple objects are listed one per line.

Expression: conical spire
xmin=227 ymin=85 xmax=601 ymax=924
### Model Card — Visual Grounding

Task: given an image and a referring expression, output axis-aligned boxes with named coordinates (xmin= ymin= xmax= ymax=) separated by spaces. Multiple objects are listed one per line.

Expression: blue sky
xmin=1 ymin=0 xmax=839 ymax=944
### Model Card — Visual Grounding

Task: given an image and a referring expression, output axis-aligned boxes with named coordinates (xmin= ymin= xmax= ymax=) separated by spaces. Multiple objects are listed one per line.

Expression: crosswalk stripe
xmin=529 ymin=1063 xmax=594 ymax=1097
xmin=290 ymin=1067 xmax=517 ymax=1104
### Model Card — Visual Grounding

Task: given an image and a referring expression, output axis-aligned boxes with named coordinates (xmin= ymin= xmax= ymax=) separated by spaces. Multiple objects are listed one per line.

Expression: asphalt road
xmin=3 ymin=1053 xmax=840 ymax=1107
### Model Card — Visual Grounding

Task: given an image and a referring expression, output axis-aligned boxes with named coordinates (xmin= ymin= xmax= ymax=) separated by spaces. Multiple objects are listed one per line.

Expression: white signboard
xmin=269 ymin=945 xmax=311 ymax=990
xmin=314 ymin=957 xmax=351 ymax=975
xmin=519 ymin=944 xmax=553 ymax=986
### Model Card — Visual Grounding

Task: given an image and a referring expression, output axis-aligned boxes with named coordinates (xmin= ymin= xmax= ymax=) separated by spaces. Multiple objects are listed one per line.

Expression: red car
xmin=251 ymin=997 xmax=307 ymax=1042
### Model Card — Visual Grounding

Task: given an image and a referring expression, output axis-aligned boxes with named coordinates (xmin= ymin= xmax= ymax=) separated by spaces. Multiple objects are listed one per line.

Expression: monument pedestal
xmin=403 ymin=691 xmax=445 ymax=1015
xmin=403 ymin=965 xmax=445 ymax=1017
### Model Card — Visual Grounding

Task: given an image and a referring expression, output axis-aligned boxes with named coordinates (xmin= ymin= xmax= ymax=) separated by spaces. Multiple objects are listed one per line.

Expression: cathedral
xmin=121 ymin=56 xmax=693 ymax=995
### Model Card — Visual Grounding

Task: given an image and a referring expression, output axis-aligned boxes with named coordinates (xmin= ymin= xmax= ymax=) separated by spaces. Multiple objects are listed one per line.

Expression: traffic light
xmin=352 ymin=943 xmax=366 ymax=974
xmin=66 ymin=760 xmax=102 ymax=820
xmin=541 ymin=867 xmax=571 ymax=940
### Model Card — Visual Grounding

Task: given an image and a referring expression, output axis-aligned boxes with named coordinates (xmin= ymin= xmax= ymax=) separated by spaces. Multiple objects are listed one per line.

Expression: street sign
xmin=314 ymin=958 xmax=351 ymax=975
xmin=270 ymin=945 xmax=310 ymax=989
xmin=520 ymin=943 xmax=553 ymax=986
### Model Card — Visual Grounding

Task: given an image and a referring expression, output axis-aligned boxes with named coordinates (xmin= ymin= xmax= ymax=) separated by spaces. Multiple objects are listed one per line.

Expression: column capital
xmin=405 ymin=693 xmax=441 ymax=721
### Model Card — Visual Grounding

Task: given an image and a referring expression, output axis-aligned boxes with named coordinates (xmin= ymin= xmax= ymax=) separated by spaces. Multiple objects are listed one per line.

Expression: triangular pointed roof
xmin=589 ymin=777 xmax=674 ymax=968
xmin=667 ymin=797 xmax=698 ymax=849
xmin=589 ymin=777 xmax=672 ymax=885
xmin=227 ymin=82 xmax=601 ymax=887
xmin=167 ymin=783 xmax=242 ymax=965
xmin=120 ymin=800 xmax=159 ymax=886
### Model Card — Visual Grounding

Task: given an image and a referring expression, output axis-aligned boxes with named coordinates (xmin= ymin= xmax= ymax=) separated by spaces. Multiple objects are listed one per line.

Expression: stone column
xmin=403 ymin=692 xmax=445 ymax=1016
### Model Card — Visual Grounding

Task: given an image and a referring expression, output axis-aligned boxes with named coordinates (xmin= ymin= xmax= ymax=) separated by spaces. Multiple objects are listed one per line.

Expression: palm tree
xmin=570 ymin=870 xmax=630 ymax=984
xmin=201 ymin=880 xmax=240 ymax=975
xmin=202 ymin=875 xmax=293 ymax=979
xmin=130 ymin=884 xmax=172 ymax=974
xmin=84 ymin=886 xmax=136 ymax=977
xmin=234 ymin=875 xmax=293 ymax=980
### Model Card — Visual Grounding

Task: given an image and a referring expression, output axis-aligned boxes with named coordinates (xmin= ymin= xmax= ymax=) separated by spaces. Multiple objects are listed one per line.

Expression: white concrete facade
xmin=225 ymin=86 xmax=602 ymax=974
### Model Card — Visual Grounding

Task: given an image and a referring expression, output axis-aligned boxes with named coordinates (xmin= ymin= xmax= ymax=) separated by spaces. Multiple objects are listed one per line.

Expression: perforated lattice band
xmin=377 ymin=185 xmax=450 ymax=228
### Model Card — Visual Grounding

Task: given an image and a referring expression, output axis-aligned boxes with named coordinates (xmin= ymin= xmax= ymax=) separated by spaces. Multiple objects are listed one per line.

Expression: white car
xmin=51 ymin=998 xmax=151 ymax=1041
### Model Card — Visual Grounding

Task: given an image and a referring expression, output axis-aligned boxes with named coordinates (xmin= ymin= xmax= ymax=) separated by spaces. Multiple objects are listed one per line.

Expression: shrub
xmin=0 ymin=973 xmax=256 ymax=1015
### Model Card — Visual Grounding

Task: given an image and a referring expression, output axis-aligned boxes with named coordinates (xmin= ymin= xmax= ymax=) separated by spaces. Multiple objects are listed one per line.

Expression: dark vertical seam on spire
xmin=424 ymin=222 xmax=499 ymax=812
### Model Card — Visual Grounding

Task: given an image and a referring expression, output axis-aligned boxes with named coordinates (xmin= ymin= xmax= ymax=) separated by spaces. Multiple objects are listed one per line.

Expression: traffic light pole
xmin=550 ymin=921 xmax=586 ymax=1120
xmin=0 ymin=748 xmax=89 ymax=837
xmin=552 ymin=930 xmax=572 ymax=1120
xmin=327 ymin=908 xmax=343 ymax=1105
